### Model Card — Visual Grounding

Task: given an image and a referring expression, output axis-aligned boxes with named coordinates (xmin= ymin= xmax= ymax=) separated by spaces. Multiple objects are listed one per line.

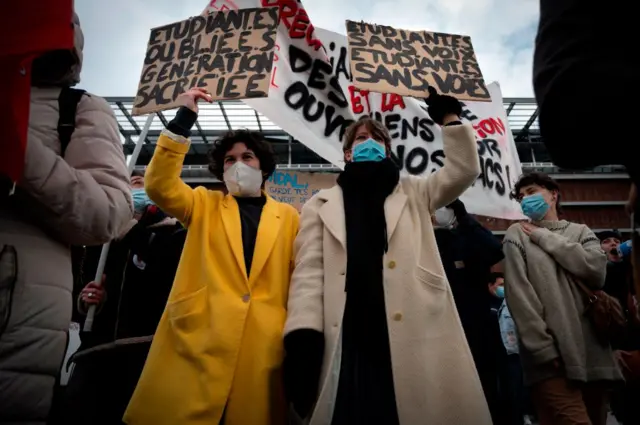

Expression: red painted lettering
xmin=270 ymin=44 xmax=280 ymax=88
xmin=473 ymin=117 xmax=505 ymax=139
xmin=304 ymin=21 xmax=323 ymax=51
xmin=262 ymin=0 xmax=323 ymax=50
xmin=348 ymin=86 xmax=371 ymax=114
xmin=290 ymin=10 xmax=309 ymax=38
xmin=361 ymin=90 xmax=371 ymax=113
xmin=381 ymin=94 xmax=406 ymax=112
xmin=492 ymin=117 xmax=506 ymax=134
xmin=207 ymin=0 xmax=238 ymax=10
xmin=279 ymin=3 xmax=296 ymax=27
xmin=349 ymin=86 xmax=363 ymax=114
xmin=273 ymin=43 xmax=280 ymax=63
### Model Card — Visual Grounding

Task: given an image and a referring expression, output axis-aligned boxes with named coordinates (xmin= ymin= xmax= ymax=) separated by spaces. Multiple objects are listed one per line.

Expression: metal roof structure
xmin=106 ymin=96 xmax=541 ymax=166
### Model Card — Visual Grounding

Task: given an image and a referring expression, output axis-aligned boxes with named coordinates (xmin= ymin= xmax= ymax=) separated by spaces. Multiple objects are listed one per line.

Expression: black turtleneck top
xmin=235 ymin=195 xmax=266 ymax=276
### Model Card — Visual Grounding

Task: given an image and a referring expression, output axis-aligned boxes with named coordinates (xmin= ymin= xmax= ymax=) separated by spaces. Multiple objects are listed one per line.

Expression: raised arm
xmin=19 ymin=94 xmax=132 ymax=245
xmin=405 ymin=89 xmax=480 ymax=212
xmin=504 ymin=234 xmax=559 ymax=366
xmin=144 ymin=89 xmax=212 ymax=225
xmin=529 ymin=225 xmax=606 ymax=289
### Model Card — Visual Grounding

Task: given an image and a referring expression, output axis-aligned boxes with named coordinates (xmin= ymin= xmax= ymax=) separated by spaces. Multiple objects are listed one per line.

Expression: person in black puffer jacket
xmin=433 ymin=199 xmax=505 ymax=425
xmin=57 ymin=175 xmax=186 ymax=425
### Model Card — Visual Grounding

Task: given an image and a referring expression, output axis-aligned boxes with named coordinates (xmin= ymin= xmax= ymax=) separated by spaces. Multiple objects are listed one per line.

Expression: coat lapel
xmin=384 ymin=187 xmax=408 ymax=242
xmin=318 ymin=186 xmax=347 ymax=251
xmin=221 ymin=195 xmax=248 ymax=282
xmin=248 ymin=196 xmax=282 ymax=285
xmin=317 ymin=185 xmax=406 ymax=250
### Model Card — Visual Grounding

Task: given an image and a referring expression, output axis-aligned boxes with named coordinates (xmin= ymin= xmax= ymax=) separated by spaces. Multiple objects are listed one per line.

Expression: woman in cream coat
xmin=283 ymin=89 xmax=493 ymax=425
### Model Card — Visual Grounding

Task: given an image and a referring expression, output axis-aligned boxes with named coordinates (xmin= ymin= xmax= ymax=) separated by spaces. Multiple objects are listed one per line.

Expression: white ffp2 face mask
xmin=223 ymin=162 xmax=263 ymax=197
xmin=434 ymin=208 xmax=456 ymax=228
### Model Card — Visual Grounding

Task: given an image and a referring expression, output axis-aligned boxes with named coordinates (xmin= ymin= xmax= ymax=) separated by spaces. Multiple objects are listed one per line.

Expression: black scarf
xmin=337 ymin=158 xmax=400 ymax=293
xmin=332 ymin=158 xmax=400 ymax=425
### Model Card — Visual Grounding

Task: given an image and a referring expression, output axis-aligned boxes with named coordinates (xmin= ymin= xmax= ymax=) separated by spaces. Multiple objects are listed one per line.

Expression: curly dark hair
xmin=512 ymin=172 xmax=562 ymax=212
xmin=207 ymin=130 xmax=277 ymax=182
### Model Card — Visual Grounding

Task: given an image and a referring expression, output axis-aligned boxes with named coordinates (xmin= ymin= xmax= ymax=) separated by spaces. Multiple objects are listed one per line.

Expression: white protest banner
xmin=202 ymin=0 xmax=348 ymax=168
xmin=202 ymin=0 xmax=525 ymax=220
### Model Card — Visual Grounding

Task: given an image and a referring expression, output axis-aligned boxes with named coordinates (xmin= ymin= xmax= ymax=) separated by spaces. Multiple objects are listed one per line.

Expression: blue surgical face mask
xmin=132 ymin=188 xmax=154 ymax=213
xmin=520 ymin=193 xmax=549 ymax=221
xmin=352 ymin=138 xmax=386 ymax=163
xmin=495 ymin=286 xmax=505 ymax=299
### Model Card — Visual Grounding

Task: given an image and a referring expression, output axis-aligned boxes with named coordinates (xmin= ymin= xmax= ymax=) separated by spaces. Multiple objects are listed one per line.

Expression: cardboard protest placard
xmin=132 ymin=7 xmax=279 ymax=116
xmin=265 ymin=170 xmax=337 ymax=212
xmin=345 ymin=20 xmax=490 ymax=102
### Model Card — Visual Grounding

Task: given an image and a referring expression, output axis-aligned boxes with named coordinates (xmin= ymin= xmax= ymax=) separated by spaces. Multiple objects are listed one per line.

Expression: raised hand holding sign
xmin=177 ymin=87 xmax=214 ymax=113
xmin=424 ymin=86 xmax=463 ymax=126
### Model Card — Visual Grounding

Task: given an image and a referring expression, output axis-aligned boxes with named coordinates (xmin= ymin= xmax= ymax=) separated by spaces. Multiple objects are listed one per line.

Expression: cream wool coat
xmin=284 ymin=124 xmax=493 ymax=425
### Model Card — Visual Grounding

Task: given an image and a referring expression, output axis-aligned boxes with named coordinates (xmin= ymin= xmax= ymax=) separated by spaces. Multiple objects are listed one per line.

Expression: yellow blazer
xmin=124 ymin=129 xmax=299 ymax=425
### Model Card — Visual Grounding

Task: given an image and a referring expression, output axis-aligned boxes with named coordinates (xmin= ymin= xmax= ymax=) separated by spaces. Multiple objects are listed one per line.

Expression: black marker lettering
xmin=135 ymin=7 xmax=278 ymax=113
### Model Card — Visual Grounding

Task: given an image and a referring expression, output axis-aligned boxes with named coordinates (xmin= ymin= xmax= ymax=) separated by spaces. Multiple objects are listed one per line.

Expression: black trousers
xmin=496 ymin=354 xmax=528 ymax=425
xmin=59 ymin=342 xmax=151 ymax=425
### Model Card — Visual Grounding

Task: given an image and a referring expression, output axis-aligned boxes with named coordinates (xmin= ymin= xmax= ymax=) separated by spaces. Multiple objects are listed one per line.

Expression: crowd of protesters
xmin=2 ymin=6 xmax=640 ymax=425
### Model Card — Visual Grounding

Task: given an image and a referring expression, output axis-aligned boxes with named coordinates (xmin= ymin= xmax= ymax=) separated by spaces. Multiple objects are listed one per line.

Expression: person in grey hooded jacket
xmin=0 ymin=11 xmax=132 ymax=425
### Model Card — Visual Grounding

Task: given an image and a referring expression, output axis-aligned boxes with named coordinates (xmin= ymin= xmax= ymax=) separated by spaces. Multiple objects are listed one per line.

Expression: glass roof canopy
xmin=105 ymin=97 xmax=633 ymax=176
xmin=105 ymin=97 xmax=539 ymax=146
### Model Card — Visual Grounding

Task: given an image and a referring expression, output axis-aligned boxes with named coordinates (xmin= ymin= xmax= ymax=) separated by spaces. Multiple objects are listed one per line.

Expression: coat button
xmin=242 ymin=293 xmax=250 ymax=303
xmin=393 ymin=312 xmax=403 ymax=321
xmin=339 ymin=270 xmax=345 ymax=276
xmin=388 ymin=260 xmax=396 ymax=269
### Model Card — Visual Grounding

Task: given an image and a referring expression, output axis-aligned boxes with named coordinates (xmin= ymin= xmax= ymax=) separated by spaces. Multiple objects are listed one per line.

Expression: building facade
xmin=107 ymin=97 xmax=631 ymax=237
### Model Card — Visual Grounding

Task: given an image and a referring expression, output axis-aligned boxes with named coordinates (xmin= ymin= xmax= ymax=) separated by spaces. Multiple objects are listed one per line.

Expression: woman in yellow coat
xmin=124 ymin=88 xmax=299 ymax=425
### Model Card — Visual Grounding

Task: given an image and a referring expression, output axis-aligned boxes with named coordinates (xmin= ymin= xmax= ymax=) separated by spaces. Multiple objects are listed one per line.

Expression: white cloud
xmin=74 ymin=0 xmax=538 ymax=97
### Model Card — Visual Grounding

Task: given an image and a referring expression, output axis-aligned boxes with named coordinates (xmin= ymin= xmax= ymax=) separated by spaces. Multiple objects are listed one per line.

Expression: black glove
xmin=283 ymin=329 xmax=324 ymax=419
xmin=424 ymin=86 xmax=462 ymax=126
xmin=446 ymin=199 xmax=467 ymax=218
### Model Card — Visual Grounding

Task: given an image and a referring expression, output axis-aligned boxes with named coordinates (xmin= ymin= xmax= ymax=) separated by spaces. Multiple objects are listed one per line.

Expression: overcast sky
xmin=74 ymin=0 xmax=539 ymax=98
